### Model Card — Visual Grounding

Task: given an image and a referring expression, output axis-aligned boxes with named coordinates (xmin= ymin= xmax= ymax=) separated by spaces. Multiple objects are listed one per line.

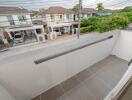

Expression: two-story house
xmin=40 ymin=6 xmax=78 ymax=39
xmin=0 ymin=5 xmax=46 ymax=47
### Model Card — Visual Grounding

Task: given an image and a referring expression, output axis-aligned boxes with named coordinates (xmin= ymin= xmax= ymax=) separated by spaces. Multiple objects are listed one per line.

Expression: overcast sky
xmin=0 ymin=0 xmax=132 ymax=10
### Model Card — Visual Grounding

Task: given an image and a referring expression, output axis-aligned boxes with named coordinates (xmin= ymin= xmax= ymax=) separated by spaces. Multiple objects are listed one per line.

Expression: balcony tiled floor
xmin=32 ymin=55 xmax=128 ymax=100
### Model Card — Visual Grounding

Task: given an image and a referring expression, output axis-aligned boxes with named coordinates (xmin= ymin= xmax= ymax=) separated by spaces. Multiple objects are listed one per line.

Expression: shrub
xmin=81 ymin=18 xmax=89 ymax=27
xmin=81 ymin=26 xmax=94 ymax=33
xmin=80 ymin=12 xmax=129 ymax=33
xmin=96 ymin=15 xmax=129 ymax=33
xmin=81 ymin=17 xmax=99 ymax=27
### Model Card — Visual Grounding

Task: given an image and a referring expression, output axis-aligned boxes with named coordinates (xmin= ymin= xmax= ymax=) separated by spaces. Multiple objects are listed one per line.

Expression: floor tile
xmin=65 ymin=83 xmax=96 ymax=100
xmin=61 ymin=76 xmax=80 ymax=93
xmin=31 ymin=95 xmax=41 ymax=100
xmin=41 ymin=84 xmax=65 ymax=100
xmin=84 ymin=75 xmax=111 ymax=100
xmin=76 ymin=68 xmax=93 ymax=82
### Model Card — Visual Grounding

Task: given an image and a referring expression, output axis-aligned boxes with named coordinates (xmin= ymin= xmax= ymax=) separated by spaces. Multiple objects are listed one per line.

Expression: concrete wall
xmin=0 ymin=84 xmax=15 ymax=100
xmin=0 ymin=16 xmax=10 ymax=27
xmin=112 ymin=30 xmax=132 ymax=61
xmin=0 ymin=31 xmax=119 ymax=100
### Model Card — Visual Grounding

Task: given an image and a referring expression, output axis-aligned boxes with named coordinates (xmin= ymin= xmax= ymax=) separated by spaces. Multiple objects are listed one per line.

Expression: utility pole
xmin=77 ymin=0 xmax=82 ymax=39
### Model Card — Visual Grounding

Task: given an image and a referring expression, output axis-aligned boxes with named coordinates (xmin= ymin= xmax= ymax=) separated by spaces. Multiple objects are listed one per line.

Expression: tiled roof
xmin=41 ymin=6 xmax=74 ymax=15
xmin=0 ymin=6 xmax=29 ymax=15
xmin=82 ymin=8 xmax=97 ymax=13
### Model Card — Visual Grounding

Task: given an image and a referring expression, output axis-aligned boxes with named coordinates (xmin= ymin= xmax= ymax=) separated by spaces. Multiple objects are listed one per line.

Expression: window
xmin=50 ymin=15 xmax=54 ymax=21
xmin=6 ymin=15 xmax=15 ymax=25
xmin=18 ymin=15 xmax=26 ymax=22
xmin=36 ymin=29 xmax=42 ymax=34
xmin=59 ymin=15 xmax=62 ymax=19
xmin=66 ymin=14 xmax=70 ymax=19
xmin=87 ymin=14 xmax=91 ymax=17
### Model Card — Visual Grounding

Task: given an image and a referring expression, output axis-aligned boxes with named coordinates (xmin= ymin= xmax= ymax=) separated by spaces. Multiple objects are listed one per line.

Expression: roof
xmin=82 ymin=8 xmax=97 ymax=14
xmin=103 ymin=9 xmax=114 ymax=13
xmin=0 ymin=6 xmax=30 ymax=15
xmin=41 ymin=6 xmax=74 ymax=15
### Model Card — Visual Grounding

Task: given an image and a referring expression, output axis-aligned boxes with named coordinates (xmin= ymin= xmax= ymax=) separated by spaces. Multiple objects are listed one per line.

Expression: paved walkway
xmin=32 ymin=55 xmax=128 ymax=100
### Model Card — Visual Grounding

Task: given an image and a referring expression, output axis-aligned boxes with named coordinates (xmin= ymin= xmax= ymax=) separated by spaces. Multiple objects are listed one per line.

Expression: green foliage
xmin=72 ymin=4 xmax=80 ymax=12
xmin=81 ymin=18 xmax=89 ymax=27
xmin=80 ymin=13 xmax=129 ymax=33
xmin=81 ymin=17 xmax=99 ymax=27
xmin=81 ymin=26 xmax=94 ymax=33
xmin=96 ymin=3 xmax=104 ymax=12
xmin=31 ymin=10 xmax=39 ymax=16
xmin=114 ymin=11 xmax=132 ymax=22
xmin=121 ymin=6 xmax=132 ymax=12
xmin=96 ymin=15 xmax=129 ymax=33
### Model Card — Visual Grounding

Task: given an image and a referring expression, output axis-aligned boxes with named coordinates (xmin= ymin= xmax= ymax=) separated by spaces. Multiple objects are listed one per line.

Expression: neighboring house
xmin=0 ymin=5 xmax=45 ymax=47
xmin=96 ymin=9 xmax=114 ymax=16
xmin=74 ymin=8 xmax=97 ymax=21
xmin=40 ymin=6 xmax=79 ymax=38
xmin=74 ymin=8 xmax=115 ymax=20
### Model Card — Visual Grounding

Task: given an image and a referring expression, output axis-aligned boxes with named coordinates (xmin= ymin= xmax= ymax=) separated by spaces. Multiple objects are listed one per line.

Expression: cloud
xmin=0 ymin=0 xmax=132 ymax=10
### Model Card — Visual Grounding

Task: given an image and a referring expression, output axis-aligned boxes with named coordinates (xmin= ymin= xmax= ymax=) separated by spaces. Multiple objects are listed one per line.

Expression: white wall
xmin=45 ymin=13 xmax=74 ymax=27
xmin=0 ymin=84 xmax=15 ymax=100
xmin=0 ymin=16 xmax=10 ymax=27
xmin=112 ymin=30 xmax=132 ymax=61
xmin=13 ymin=14 xmax=32 ymax=25
xmin=0 ymin=31 xmax=119 ymax=100
xmin=0 ymin=14 xmax=32 ymax=27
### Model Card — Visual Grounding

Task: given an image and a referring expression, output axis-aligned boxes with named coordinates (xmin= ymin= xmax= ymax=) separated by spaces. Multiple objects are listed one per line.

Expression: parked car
xmin=14 ymin=33 xmax=24 ymax=44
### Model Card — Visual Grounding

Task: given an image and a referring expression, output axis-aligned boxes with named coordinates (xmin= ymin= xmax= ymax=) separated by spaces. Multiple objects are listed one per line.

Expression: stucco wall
xmin=112 ymin=30 xmax=132 ymax=61
xmin=0 ymin=84 xmax=15 ymax=100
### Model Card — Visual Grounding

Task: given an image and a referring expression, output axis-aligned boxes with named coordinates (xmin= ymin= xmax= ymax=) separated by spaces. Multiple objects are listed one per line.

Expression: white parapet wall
xmin=105 ymin=30 xmax=132 ymax=100
xmin=0 ymin=30 xmax=119 ymax=100
xmin=112 ymin=30 xmax=132 ymax=61
xmin=0 ymin=84 xmax=16 ymax=100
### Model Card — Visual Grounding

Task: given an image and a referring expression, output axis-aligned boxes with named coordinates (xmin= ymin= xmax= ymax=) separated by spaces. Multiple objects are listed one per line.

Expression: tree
xmin=96 ymin=3 xmax=104 ymax=12
xmin=72 ymin=4 xmax=80 ymax=12
xmin=122 ymin=6 xmax=132 ymax=12
xmin=30 ymin=10 xmax=39 ymax=16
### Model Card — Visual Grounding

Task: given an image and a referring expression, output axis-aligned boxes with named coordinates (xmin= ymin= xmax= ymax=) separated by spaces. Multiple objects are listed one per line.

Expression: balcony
xmin=32 ymin=55 xmax=128 ymax=100
xmin=0 ymin=30 xmax=132 ymax=100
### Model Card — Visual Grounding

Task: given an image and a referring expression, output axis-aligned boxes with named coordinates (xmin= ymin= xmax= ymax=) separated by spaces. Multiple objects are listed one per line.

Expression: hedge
xmin=81 ymin=26 xmax=95 ymax=33
xmin=81 ymin=12 xmax=130 ymax=33
xmin=96 ymin=15 xmax=129 ymax=33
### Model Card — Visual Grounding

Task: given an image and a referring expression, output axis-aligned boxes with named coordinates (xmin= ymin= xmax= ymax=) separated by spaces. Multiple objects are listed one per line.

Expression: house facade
xmin=74 ymin=8 xmax=98 ymax=21
xmin=40 ymin=6 xmax=79 ymax=39
xmin=0 ymin=6 xmax=45 ymax=48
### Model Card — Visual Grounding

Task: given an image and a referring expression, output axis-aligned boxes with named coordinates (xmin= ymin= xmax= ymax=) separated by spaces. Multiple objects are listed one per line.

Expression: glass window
xmin=66 ymin=14 xmax=70 ymax=19
xmin=50 ymin=15 xmax=54 ymax=21
xmin=36 ymin=29 xmax=42 ymax=34
xmin=6 ymin=15 xmax=15 ymax=25
xmin=18 ymin=15 xmax=27 ymax=22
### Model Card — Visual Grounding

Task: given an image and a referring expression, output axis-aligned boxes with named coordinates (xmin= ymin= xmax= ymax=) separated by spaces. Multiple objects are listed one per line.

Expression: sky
xmin=0 ymin=0 xmax=132 ymax=10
